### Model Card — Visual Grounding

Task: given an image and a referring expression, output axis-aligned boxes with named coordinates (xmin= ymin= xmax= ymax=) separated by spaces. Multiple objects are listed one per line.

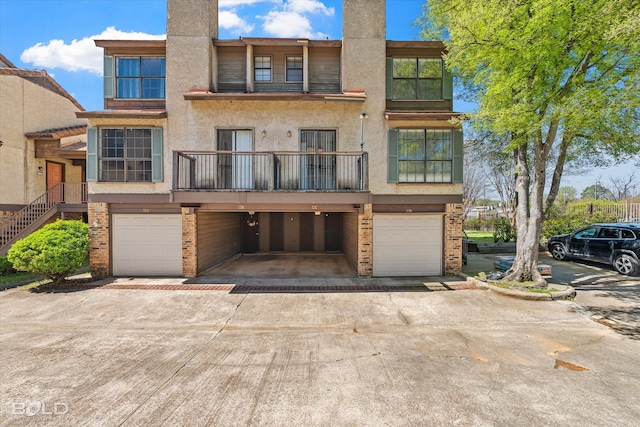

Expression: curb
xmin=466 ymin=276 xmax=576 ymax=301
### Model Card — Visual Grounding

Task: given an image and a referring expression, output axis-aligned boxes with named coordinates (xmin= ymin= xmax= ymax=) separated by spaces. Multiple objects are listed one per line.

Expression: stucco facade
xmin=80 ymin=0 xmax=464 ymax=279
xmin=0 ymin=61 xmax=87 ymax=207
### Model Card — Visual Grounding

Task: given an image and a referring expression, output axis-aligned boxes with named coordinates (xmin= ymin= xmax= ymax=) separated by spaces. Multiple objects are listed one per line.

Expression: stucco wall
xmin=0 ymin=74 xmax=85 ymax=204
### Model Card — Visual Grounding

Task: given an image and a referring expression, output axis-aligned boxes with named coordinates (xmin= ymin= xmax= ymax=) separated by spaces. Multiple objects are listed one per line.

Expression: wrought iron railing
xmin=174 ymin=151 xmax=368 ymax=191
xmin=0 ymin=182 xmax=87 ymax=251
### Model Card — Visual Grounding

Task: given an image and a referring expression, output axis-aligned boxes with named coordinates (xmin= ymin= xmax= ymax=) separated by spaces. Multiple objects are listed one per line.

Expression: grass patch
xmin=0 ymin=271 xmax=41 ymax=286
xmin=464 ymin=230 xmax=495 ymax=243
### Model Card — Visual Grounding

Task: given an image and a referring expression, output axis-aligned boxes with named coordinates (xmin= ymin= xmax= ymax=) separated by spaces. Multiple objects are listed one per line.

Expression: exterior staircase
xmin=0 ymin=183 xmax=87 ymax=256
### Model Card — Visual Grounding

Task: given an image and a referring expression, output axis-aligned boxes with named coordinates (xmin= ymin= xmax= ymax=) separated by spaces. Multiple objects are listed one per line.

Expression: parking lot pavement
xmin=1 ymin=285 xmax=640 ymax=426
xmin=466 ymin=252 xmax=640 ymax=339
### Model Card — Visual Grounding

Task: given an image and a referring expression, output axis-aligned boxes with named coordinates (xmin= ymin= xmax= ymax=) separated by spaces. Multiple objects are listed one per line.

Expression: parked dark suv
xmin=547 ymin=223 xmax=640 ymax=275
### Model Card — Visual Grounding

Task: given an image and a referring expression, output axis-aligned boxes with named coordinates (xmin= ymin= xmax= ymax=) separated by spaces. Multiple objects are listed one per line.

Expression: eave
xmin=76 ymin=110 xmax=168 ymax=119
xmin=384 ymin=111 xmax=467 ymax=121
xmin=184 ymin=91 xmax=366 ymax=103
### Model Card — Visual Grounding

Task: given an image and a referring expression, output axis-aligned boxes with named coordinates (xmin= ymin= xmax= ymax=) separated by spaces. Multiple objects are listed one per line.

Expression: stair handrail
xmin=0 ymin=183 xmax=72 ymax=249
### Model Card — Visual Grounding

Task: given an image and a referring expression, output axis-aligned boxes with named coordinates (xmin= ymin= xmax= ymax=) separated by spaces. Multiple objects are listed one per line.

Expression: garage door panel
xmin=113 ymin=214 xmax=182 ymax=276
xmin=373 ymin=214 xmax=442 ymax=276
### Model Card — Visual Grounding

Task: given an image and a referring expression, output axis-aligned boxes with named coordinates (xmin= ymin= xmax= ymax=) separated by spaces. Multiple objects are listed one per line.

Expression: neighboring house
xmin=79 ymin=0 xmax=464 ymax=278
xmin=0 ymin=54 xmax=87 ymax=255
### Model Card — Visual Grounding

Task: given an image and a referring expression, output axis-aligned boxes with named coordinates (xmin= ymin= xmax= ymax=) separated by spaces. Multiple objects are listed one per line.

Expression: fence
xmin=566 ymin=201 xmax=640 ymax=221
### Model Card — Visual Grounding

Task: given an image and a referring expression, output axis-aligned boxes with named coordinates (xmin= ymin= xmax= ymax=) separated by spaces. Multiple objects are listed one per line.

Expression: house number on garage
xmin=142 ymin=208 xmax=150 ymax=213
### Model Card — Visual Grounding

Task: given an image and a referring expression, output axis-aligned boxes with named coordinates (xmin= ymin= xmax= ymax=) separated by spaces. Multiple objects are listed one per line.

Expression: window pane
xmin=399 ymin=161 xmax=424 ymax=183
xmin=393 ymin=58 xmax=416 ymax=78
xmin=418 ymin=58 xmax=442 ymax=78
xmin=255 ymin=69 xmax=271 ymax=81
xmin=126 ymin=160 xmax=152 ymax=182
xmin=426 ymin=130 xmax=451 ymax=160
xmin=418 ymin=79 xmax=442 ymax=100
xmin=393 ymin=79 xmax=416 ymax=99
xmin=117 ymin=78 xmax=140 ymax=98
xmin=426 ymin=161 xmax=451 ymax=183
xmin=142 ymin=78 xmax=165 ymax=98
xmin=116 ymin=58 xmax=140 ymax=77
xmin=101 ymin=160 xmax=125 ymax=182
xmin=101 ymin=129 xmax=124 ymax=158
xmin=286 ymin=56 xmax=303 ymax=82
xmin=254 ymin=56 xmax=271 ymax=81
xmin=141 ymin=57 xmax=165 ymax=77
xmin=399 ymin=130 xmax=425 ymax=160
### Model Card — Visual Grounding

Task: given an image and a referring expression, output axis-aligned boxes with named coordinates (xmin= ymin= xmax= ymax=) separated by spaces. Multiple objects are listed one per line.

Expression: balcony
xmin=173 ymin=151 xmax=368 ymax=192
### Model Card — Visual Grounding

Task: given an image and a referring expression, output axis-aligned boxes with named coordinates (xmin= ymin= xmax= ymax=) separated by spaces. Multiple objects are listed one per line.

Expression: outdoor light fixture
xmin=37 ymin=166 xmax=44 ymax=176
xmin=359 ymin=112 xmax=368 ymax=151
xmin=262 ymin=130 xmax=267 ymax=137
xmin=287 ymin=130 xmax=292 ymax=137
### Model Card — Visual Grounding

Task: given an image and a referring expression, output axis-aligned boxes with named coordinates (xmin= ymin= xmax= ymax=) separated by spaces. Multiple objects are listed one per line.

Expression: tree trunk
xmin=502 ymin=144 xmax=547 ymax=288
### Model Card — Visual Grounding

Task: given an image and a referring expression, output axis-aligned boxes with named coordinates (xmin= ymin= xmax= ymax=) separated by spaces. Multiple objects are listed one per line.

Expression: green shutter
xmin=387 ymin=128 xmax=399 ymax=183
xmin=104 ymin=55 xmax=114 ymax=99
xmin=86 ymin=127 xmax=98 ymax=182
xmin=452 ymin=129 xmax=463 ymax=183
xmin=443 ymin=62 xmax=453 ymax=100
xmin=385 ymin=57 xmax=393 ymax=100
xmin=151 ymin=127 xmax=163 ymax=182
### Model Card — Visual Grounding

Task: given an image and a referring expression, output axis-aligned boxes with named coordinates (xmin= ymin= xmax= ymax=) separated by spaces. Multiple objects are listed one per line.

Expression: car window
xmin=597 ymin=228 xmax=619 ymax=239
xmin=574 ymin=227 xmax=597 ymax=238
xmin=621 ymin=229 xmax=636 ymax=239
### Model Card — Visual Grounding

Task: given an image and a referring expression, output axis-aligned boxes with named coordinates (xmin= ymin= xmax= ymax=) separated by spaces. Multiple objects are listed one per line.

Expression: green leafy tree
xmin=7 ymin=220 xmax=89 ymax=284
xmin=580 ymin=183 xmax=614 ymax=201
xmin=420 ymin=0 xmax=640 ymax=286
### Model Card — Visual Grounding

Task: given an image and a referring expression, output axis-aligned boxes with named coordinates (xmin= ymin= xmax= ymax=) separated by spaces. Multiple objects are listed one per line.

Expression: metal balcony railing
xmin=174 ymin=151 xmax=368 ymax=191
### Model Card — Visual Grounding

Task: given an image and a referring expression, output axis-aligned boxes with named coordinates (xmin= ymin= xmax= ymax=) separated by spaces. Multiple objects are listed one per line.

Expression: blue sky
xmin=0 ymin=0 xmax=428 ymax=112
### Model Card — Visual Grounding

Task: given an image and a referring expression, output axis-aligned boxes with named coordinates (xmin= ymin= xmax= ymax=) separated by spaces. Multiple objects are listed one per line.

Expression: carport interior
xmin=196 ymin=211 xmax=359 ymax=275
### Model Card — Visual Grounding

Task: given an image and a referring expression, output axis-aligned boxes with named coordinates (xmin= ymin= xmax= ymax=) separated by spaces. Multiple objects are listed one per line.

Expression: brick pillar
xmin=182 ymin=208 xmax=197 ymax=277
xmin=88 ymin=202 xmax=110 ymax=279
xmin=445 ymin=203 xmax=463 ymax=274
xmin=357 ymin=203 xmax=373 ymax=276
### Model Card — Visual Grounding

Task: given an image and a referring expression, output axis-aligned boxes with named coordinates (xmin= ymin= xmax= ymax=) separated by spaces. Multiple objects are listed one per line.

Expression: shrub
xmin=492 ymin=217 xmax=517 ymax=242
xmin=541 ymin=212 xmax=618 ymax=239
xmin=7 ymin=220 xmax=89 ymax=283
xmin=0 ymin=255 xmax=15 ymax=276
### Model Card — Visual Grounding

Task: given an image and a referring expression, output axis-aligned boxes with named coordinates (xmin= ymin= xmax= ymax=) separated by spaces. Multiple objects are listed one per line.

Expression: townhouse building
xmin=78 ymin=0 xmax=464 ymax=278
xmin=0 ymin=54 xmax=87 ymax=255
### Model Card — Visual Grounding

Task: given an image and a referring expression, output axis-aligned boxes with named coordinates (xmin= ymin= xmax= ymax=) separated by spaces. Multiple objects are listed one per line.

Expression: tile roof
xmin=25 ymin=125 xmax=87 ymax=139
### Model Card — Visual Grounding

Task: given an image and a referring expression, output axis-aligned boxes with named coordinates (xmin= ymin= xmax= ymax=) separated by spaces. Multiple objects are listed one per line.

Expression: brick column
xmin=445 ymin=203 xmax=463 ymax=274
xmin=357 ymin=203 xmax=373 ymax=277
xmin=182 ymin=208 xmax=197 ymax=277
xmin=88 ymin=202 xmax=110 ymax=279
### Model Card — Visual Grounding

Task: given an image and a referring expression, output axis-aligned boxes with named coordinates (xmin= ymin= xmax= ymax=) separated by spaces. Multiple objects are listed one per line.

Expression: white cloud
xmin=261 ymin=1 xmax=335 ymax=38
xmin=220 ymin=10 xmax=255 ymax=35
xmin=287 ymin=0 xmax=335 ymax=16
xmin=21 ymin=27 xmax=165 ymax=76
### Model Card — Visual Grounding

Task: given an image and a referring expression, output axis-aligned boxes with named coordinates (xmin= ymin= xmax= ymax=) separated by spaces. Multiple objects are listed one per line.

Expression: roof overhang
xmin=76 ymin=110 xmax=168 ymax=119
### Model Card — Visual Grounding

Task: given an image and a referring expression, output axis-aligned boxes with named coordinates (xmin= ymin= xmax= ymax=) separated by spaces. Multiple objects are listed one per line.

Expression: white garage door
xmin=112 ymin=214 xmax=182 ymax=276
xmin=373 ymin=214 xmax=443 ymax=276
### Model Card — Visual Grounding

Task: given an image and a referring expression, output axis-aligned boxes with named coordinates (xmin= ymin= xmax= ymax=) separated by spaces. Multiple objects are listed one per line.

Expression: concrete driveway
xmin=1 ymin=282 xmax=639 ymax=426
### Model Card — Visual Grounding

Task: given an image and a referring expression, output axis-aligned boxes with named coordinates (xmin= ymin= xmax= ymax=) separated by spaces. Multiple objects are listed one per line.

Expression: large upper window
xmin=116 ymin=57 xmax=166 ymax=99
xmin=398 ymin=129 xmax=452 ymax=183
xmin=100 ymin=128 xmax=152 ymax=182
xmin=286 ymin=56 xmax=303 ymax=82
xmin=392 ymin=58 xmax=443 ymax=100
xmin=254 ymin=56 xmax=272 ymax=82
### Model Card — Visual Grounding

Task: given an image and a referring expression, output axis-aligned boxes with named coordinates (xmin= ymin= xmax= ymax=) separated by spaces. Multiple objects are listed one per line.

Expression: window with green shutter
xmin=388 ymin=128 xmax=462 ymax=183
xmin=87 ymin=127 xmax=163 ymax=183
